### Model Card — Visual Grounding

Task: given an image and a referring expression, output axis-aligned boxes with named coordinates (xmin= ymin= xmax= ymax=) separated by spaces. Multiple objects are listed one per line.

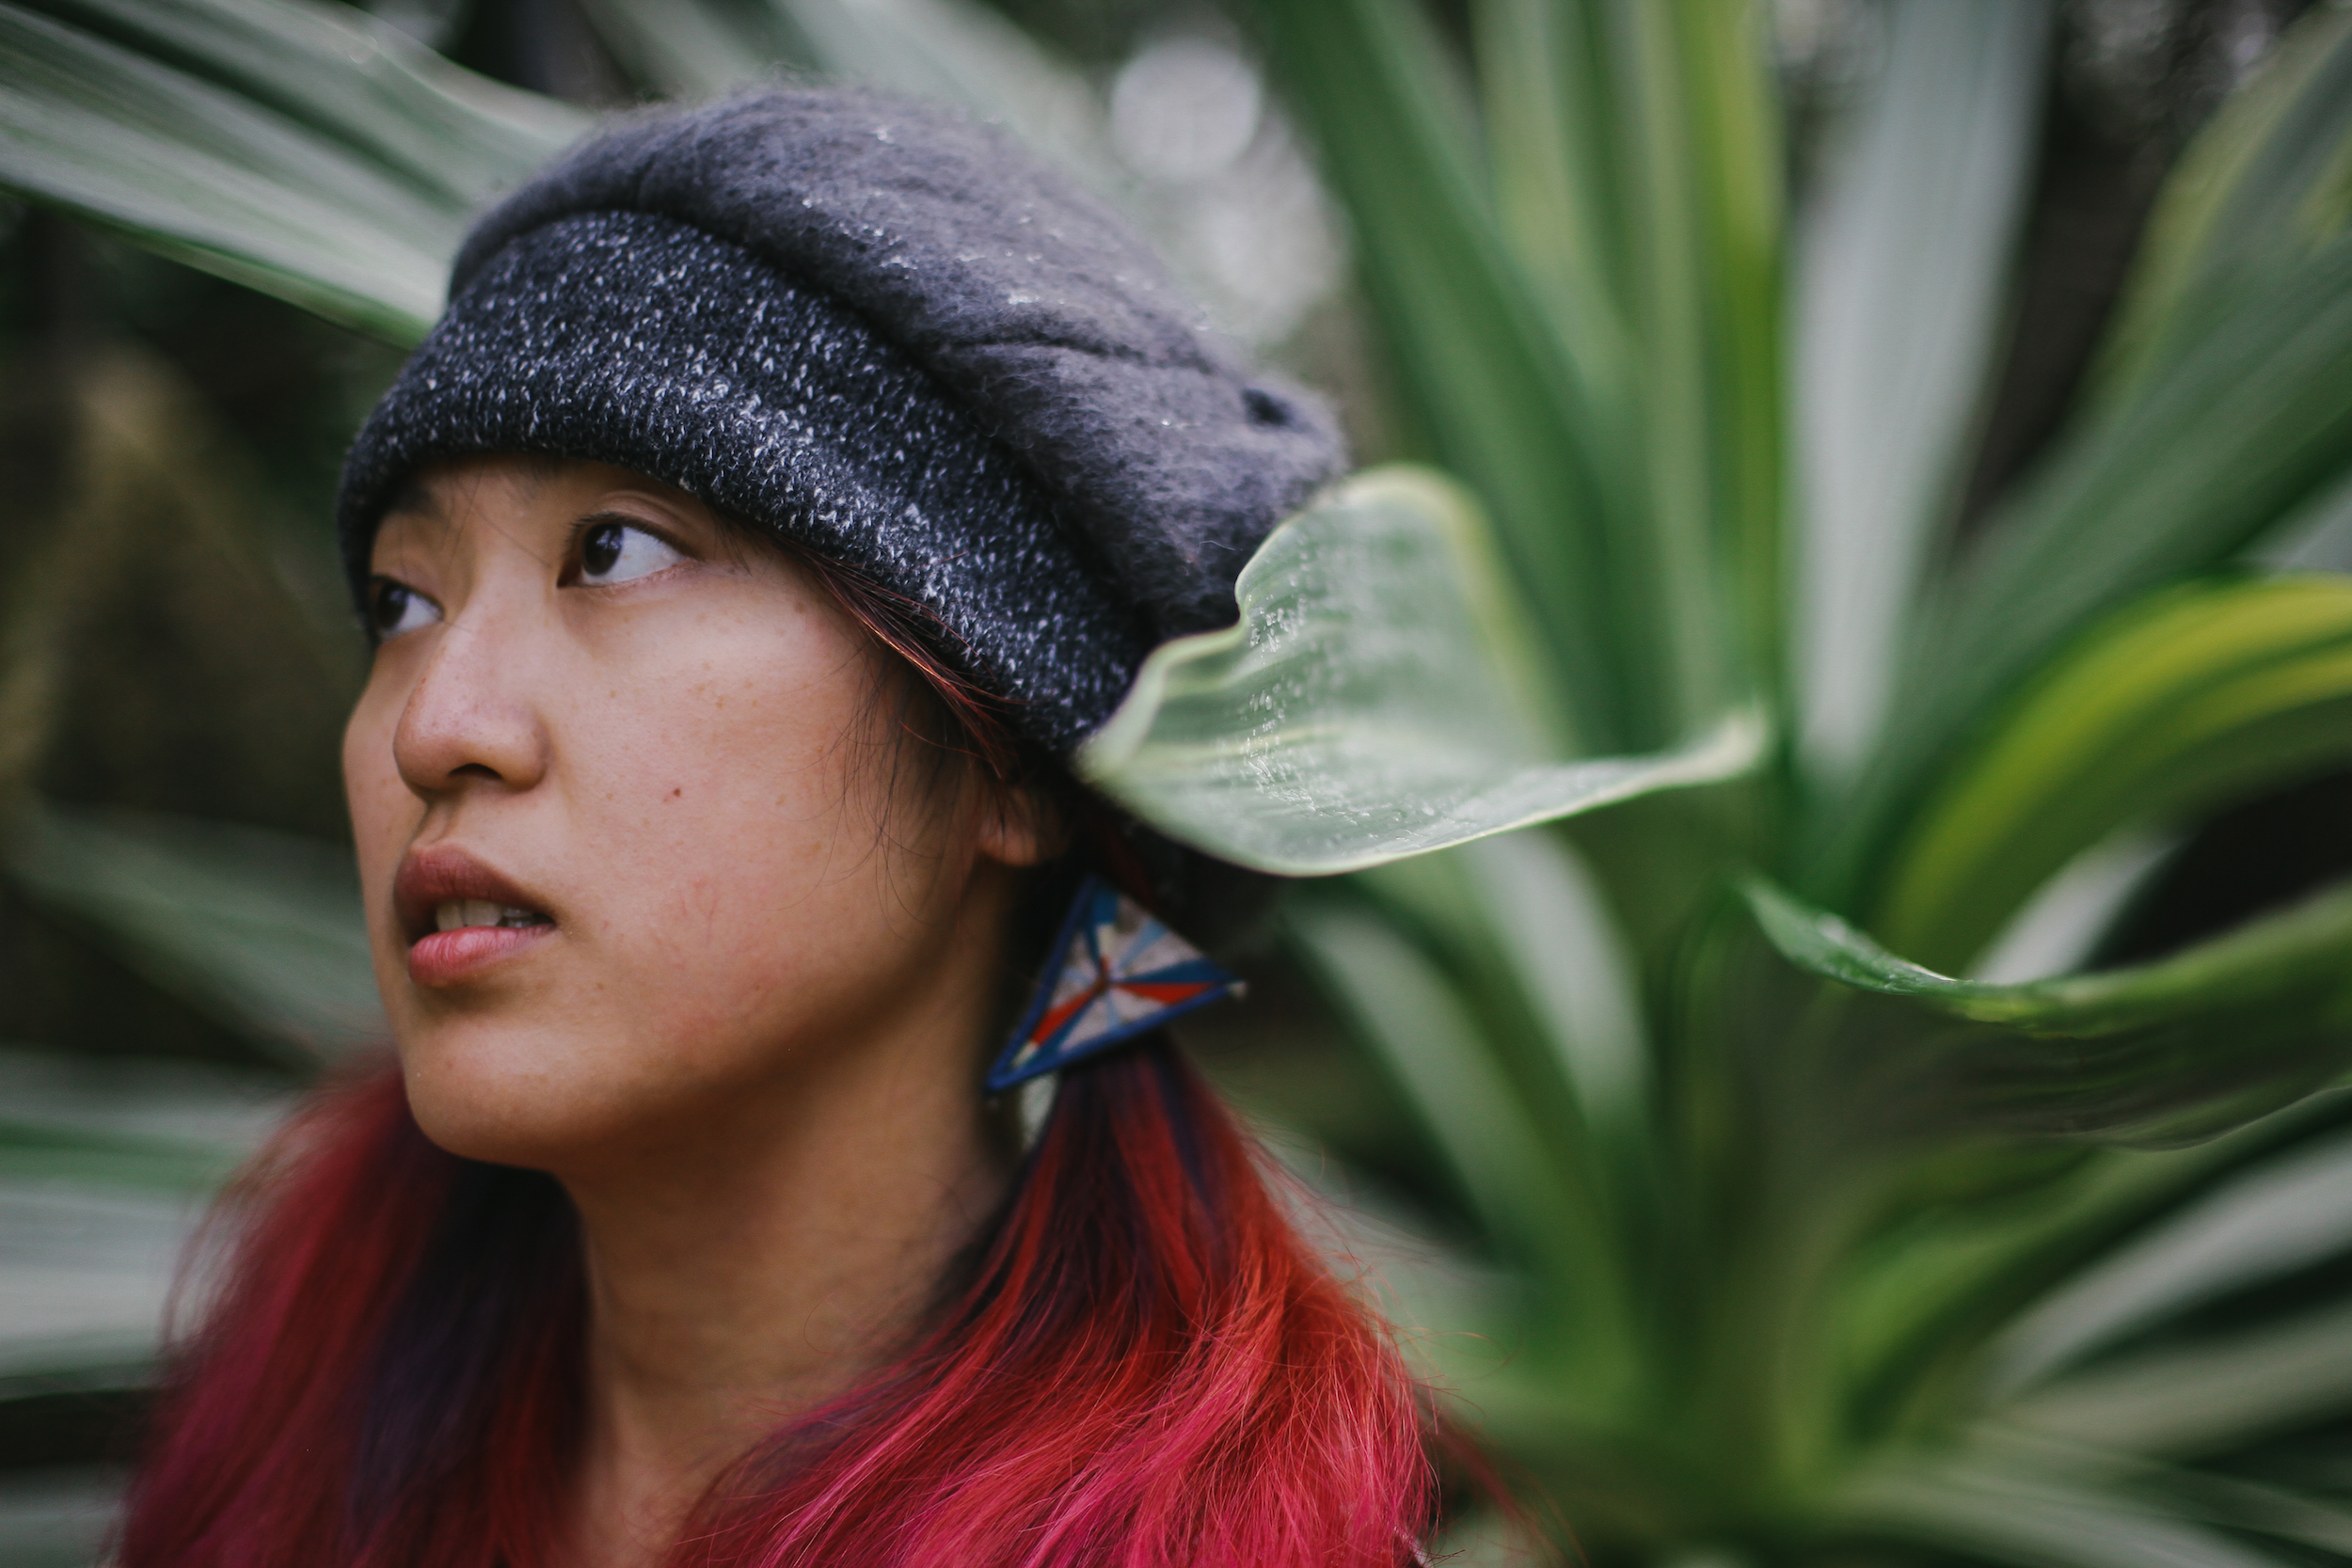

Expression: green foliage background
xmin=9 ymin=1 xmax=2352 ymax=1564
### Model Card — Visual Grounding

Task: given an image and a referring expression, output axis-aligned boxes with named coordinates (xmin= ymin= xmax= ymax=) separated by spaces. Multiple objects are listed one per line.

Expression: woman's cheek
xmin=343 ymin=685 xmax=419 ymax=985
xmin=546 ymin=687 xmax=866 ymax=1070
xmin=608 ymin=826 xmax=871 ymax=1063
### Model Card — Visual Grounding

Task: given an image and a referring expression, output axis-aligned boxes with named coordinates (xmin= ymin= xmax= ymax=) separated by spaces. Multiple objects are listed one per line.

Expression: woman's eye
xmin=579 ymin=521 xmax=685 ymax=585
xmin=370 ymin=580 xmax=441 ymax=639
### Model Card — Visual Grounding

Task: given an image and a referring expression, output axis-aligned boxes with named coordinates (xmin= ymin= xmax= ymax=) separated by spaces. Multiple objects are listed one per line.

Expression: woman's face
xmin=344 ymin=454 xmax=1039 ymax=1173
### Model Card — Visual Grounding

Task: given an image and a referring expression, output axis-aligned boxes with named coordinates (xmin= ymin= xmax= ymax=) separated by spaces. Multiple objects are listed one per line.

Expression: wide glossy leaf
xmin=1877 ymin=576 xmax=2352 ymax=972
xmin=7 ymin=801 xmax=384 ymax=1061
xmin=1793 ymin=0 xmax=2049 ymax=774
xmin=1742 ymin=874 xmax=2352 ymax=1146
xmin=1074 ymin=466 xmax=1766 ymax=875
xmin=0 ymin=0 xmax=582 ymax=341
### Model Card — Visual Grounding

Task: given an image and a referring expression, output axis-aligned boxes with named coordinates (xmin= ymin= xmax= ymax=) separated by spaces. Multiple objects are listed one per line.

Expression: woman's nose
xmin=391 ymin=610 xmax=551 ymax=799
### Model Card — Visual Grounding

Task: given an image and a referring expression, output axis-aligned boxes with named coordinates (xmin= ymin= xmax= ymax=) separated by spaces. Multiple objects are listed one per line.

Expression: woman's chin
xmin=397 ymin=1034 xmax=664 ymax=1172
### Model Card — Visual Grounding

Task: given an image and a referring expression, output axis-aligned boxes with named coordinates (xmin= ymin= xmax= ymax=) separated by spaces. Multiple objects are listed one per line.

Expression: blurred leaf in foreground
xmin=8 ymin=802 xmax=381 ymax=1064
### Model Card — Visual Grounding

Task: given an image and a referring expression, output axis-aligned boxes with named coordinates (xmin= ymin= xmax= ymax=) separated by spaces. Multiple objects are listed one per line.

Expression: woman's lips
xmin=407 ymin=922 xmax=553 ymax=987
xmin=392 ymin=845 xmax=559 ymax=987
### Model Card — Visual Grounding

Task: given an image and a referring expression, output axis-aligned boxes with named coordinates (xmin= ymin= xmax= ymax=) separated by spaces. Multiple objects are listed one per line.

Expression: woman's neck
xmin=553 ymin=891 xmax=1023 ymax=1567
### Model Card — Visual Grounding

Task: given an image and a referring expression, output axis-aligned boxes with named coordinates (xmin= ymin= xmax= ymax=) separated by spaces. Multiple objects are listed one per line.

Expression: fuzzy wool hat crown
xmin=338 ymin=87 xmax=1347 ymax=753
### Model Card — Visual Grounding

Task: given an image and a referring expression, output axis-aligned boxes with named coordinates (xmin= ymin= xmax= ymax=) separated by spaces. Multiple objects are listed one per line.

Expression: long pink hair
xmin=116 ymin=546 xmax=1442 ymax=1566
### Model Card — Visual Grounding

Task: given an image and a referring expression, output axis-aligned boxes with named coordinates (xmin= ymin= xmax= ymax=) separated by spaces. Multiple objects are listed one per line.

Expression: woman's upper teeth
xmin=434 ymin=899 xmax=545 ymax=932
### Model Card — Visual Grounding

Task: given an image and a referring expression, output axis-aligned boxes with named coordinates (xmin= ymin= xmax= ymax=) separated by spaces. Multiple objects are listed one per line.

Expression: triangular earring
xmin=985 ymin=874 xmax=1246 ymax=1093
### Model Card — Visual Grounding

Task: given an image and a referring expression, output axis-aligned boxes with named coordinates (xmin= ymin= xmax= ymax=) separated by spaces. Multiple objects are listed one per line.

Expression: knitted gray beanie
xmin=338 ymin=87 xmax=1346 ymax=754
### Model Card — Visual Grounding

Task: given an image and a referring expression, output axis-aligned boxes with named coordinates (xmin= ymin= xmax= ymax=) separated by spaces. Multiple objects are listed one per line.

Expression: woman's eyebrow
xmin=384 ymin=475 xmax=442 ymax=521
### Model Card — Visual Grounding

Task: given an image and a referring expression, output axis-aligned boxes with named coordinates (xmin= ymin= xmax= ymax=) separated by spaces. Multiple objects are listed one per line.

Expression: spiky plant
xmin=10 ymin=1 xmax=2352 ymax=1563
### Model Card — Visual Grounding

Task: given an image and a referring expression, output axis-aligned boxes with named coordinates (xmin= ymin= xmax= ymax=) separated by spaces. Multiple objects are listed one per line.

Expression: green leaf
xmin=1670 ymin=0 xmax=1786 ymax=700
xmin=1250 ymin=0 xmax=1641 ymax=746
xmin=0 ymin=1117 xmax=239 ymax=1194
xmin=1283 ymin=889 xmax=1633 ymax=1388
xmin=0 ymin=1043 xmax=285 ymax=1193
xmin=1794 ymin=0 xmax=2050 ymax=774
xmin=1283 ymin=895 xmax=1556 ymax=1239
xmin=0 ymin=1175 xmax=184 ymax=1390
xmin=1472 ymin=0 xmax=1785 ymax=744
xmin=7 ymin=801 xmax=383 ymax=1062
xmin=2004 ymin=1295 xmax=2352 ymax=1460
xmin=2096 ymin=6 xmax=2352 ymax=403
xmin=1822 ymin=230 xmax=2352 ymax=909
xmin=1074 ymin=466 xmax=1766 ymax=875
xmin=570 ymin=0 xmax=782 ymax=97
xmin=1824 ymin=9 xmax=2352 ymax=909
xmin=1877 ymin=576 xmax=2352 ymax=972
xmin=1474 ymin=0 xmax=1634 ymax=426
xmin=1840 ymin=1452 xmax=2304 ymax=1568
xmin=0 ymin=1469 xmax=119 ymax=1568
xmin=1829 ymin=1132 xmax=2256 ymax=1433
xmin=35 ymin=0 xmax=580 ymax=202
xmin=0 ymin=0 xmax=583 ymax=341
xmin=1450 ymin=831 xmax=1649 ymax=1140
xmin=771 ymin=0 xmax=1113 ymax=186
xmin=1610 ymin=0 xmax=1779 ymax=743
xmin=1345 ymin=829 xmax=1657 ymax=1304
xmin=1742 ymin=873 xmax=2352 ymax=1146
xmin=579 ymin=0 xmax=1114 ymax=186
xmin=2139 ymin=1467 xmax=2352 ymax=1560
xmin=1988 ymin=1123 xmax=2352 ymax=1396
xmin=0 ymin=1047 xmax=284 ymax=1470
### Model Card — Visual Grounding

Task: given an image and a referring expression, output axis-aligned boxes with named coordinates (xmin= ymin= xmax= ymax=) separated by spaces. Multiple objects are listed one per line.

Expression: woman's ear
xmin=975 ymin=783 xmax=1070 ymax=870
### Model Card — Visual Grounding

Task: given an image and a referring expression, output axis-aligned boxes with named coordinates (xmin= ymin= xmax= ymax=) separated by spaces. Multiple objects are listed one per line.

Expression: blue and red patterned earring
xmin=984 ymin=874 xmax=1246 ymax=1094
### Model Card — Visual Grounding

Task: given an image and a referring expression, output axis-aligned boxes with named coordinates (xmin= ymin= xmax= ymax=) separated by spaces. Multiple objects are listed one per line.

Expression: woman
xmin=118 ymin=88 xmax=1440 ymax=1566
